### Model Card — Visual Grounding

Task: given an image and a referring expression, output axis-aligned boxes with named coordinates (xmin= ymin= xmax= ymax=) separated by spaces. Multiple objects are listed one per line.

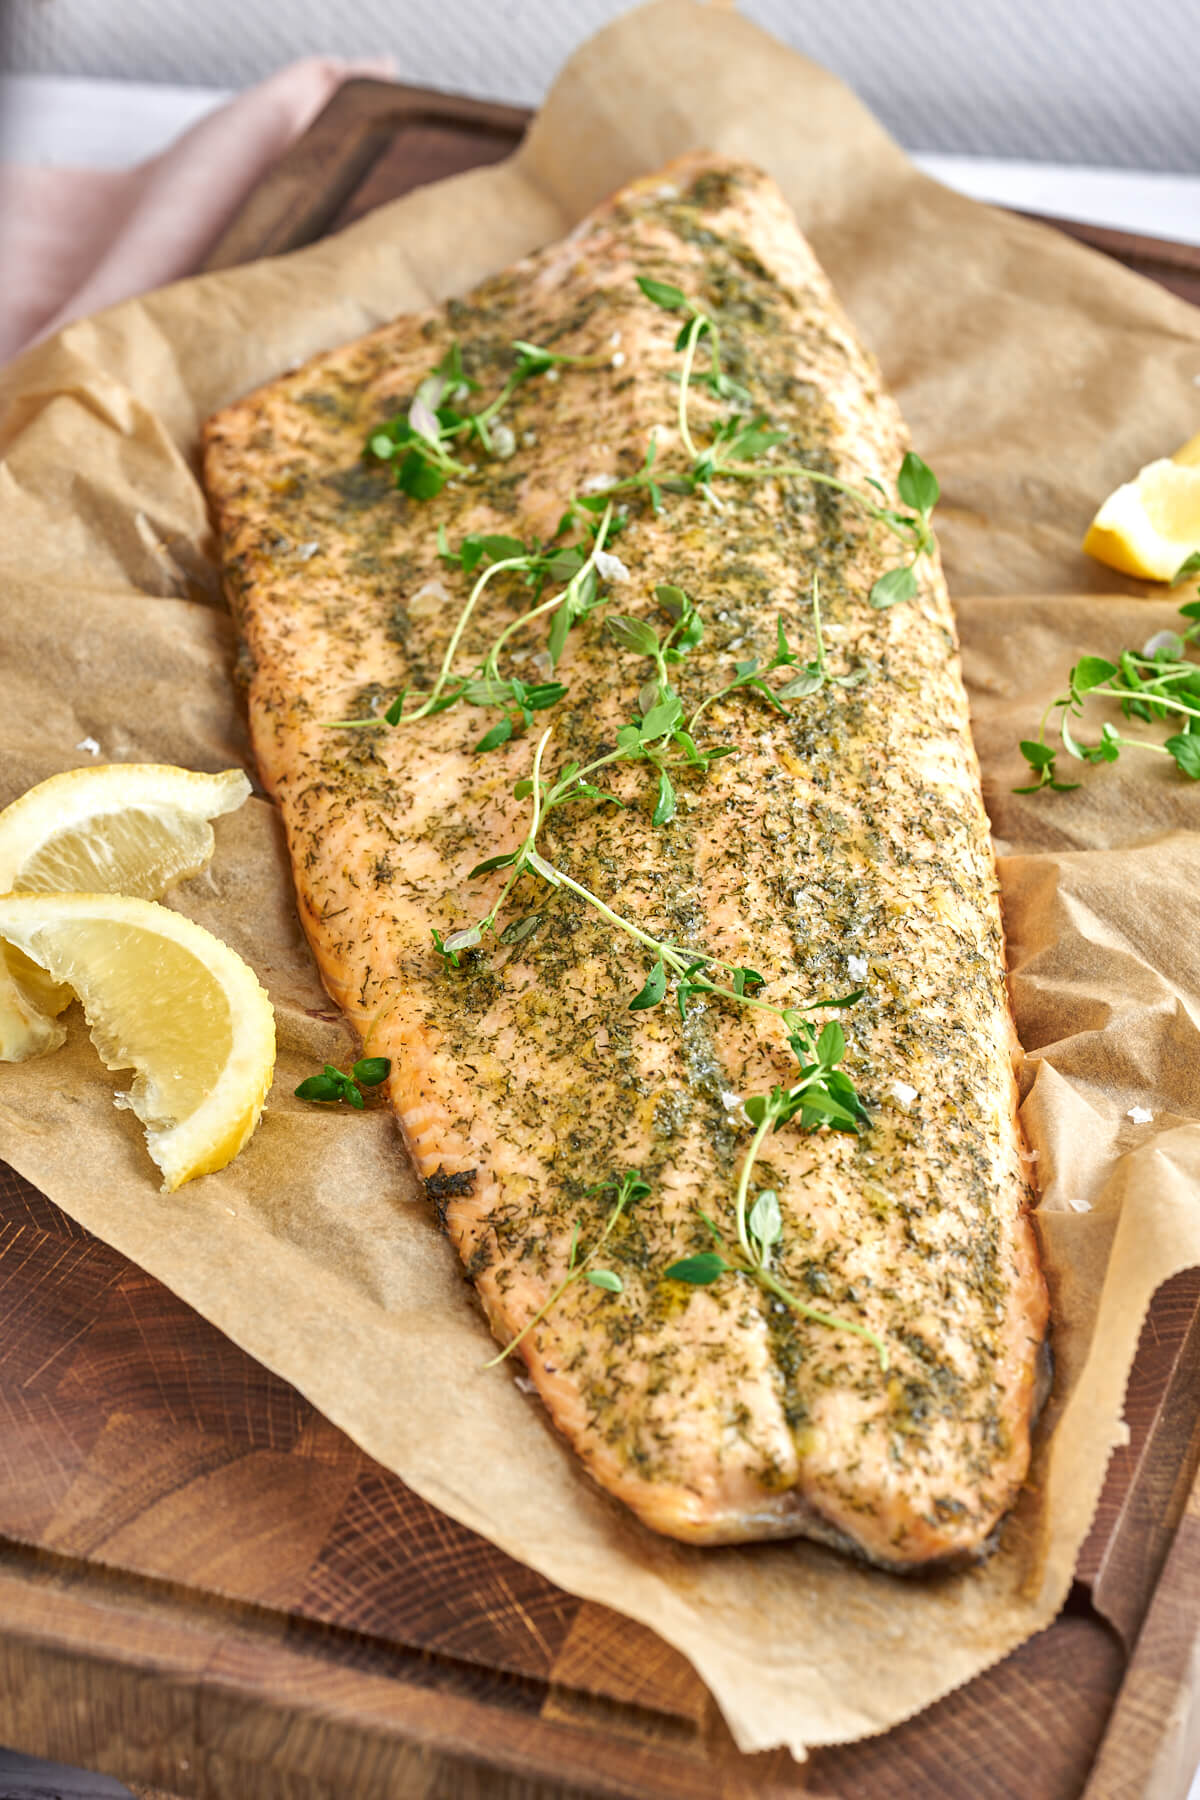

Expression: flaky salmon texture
xmin=204 ymin=151 xmax=1048 ymax=1570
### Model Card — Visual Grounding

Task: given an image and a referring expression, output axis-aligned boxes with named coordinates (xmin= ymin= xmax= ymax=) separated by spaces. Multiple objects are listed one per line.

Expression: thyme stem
xmin=482 ymin=1248 xmax=577 ymax=1368
xmin=728 ymin=1104 xmax=890 ymax=1367
xmin=519 ymin=850 xmax=822 ymax=1033
xmin=733 ymin=1112 xmax=772 ymax=1266
xmin=753 ymin=1261 xmax=890 ymax=1366
xmin=483 ymin=502 xmax=615 ymax=682
xmin=1086 ymin=684 xmax=1200 ymax=723
xmin=676 ymin=313 xmax=707 ymax=462
xmin=483 ymin=1173 xmax=642 ymax=1368
xmin=401 ymin=554 xmax=529 ymax=724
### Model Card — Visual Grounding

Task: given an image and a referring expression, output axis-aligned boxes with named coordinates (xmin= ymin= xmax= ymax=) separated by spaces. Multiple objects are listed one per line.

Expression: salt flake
xmin=611 ymin=351 xmax=626 ymax=369
xmin=1127 ymin=1105 xmax=1153 ymax=1125
xmin=888 ymin=1080 xmax=918 ymax=1111
xmin=1067 ymin=1197 xmax=1093 ymax=1213
xmin=847 ymin=954 xmax=869 ymax=983
xmin=594 ymin=550 xmax=630 ymax=584
xmin=76 ymin=736 xmax=101 ymax=757
xmin=408 ymin=578 xmax=449 ymax=620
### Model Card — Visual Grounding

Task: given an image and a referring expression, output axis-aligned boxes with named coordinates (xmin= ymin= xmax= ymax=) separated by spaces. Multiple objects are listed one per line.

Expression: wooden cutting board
xmin=3 ymin=77 xmax=1200 ymax=1800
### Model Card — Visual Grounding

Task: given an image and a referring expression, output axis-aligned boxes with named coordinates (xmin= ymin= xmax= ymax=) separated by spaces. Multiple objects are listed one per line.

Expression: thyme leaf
xmin=295 ymin=1057 xmax=391 ymax=1109
xmin=635 ymin=276 xmax=691 ymax=312
xmin=629 ymin=958 xmax=667 ymax=1011
xmin=663 ymin=1251 xmax=731 ymax=1284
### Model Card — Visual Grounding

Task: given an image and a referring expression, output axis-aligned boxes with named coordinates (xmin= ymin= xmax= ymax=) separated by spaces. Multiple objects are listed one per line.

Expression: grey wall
xmin=5 ymin=0 xmax=1199 ymax=172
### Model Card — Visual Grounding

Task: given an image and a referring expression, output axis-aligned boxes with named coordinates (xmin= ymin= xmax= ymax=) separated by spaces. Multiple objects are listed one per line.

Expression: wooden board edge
xmin=1012 ymin=210 xmax=1200 ymax=274
xmin=1083 ymin=1459 xmax=1200 ymax=1800
xmin=201 ymin=78 xmax=529 ymax=271
xmin=0 ymin=1544 xmax=789 ymax=1800
xmin=1088 ymin=1271 xmax=1200 ymax=1650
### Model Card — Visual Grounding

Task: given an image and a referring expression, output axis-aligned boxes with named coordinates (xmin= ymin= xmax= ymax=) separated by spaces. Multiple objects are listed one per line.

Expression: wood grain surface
xmin=4 ymin=73 xmax=1200 ymax=1800
xmin=3 ymin=1160 xmax=1190 ymax=1799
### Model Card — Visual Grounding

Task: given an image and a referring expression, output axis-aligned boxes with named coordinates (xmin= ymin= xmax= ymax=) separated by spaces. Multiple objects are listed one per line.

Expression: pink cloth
xmin=0 ymin=56 xmax=393 ymax=365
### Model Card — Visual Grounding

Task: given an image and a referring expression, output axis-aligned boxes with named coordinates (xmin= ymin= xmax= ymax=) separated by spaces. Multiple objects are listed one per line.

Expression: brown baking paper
xmin=3 ymin=0 xmax=1200 ymax=1761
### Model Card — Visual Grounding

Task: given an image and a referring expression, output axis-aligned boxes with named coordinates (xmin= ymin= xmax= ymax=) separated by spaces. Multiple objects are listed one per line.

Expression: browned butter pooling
xmin=204 ymin=153 xmax=1048 ymax=1568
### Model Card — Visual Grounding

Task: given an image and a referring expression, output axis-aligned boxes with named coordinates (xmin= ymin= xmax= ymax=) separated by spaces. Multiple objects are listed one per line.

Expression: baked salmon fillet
xmin=203 ymin=152 xmax=1048 ymax=1569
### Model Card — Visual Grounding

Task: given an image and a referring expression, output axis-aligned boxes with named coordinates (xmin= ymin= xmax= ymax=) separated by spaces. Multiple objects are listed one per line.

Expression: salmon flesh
xmin=203 ymin=153 xmax=1048 ymax=1568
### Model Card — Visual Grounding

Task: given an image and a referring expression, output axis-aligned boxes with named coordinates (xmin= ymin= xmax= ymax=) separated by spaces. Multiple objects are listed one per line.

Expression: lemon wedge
xmin=0 ymin=892 xmax=275 ymax=1190
xmin=1083 ymin=432 xmax=1200 ymax=581
xmin=0 ymin=763 xmax=250 ymax=1061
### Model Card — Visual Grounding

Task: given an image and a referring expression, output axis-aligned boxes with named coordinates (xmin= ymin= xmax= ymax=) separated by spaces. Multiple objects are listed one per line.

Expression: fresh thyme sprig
xmin=599 ymin=575 xmax=862 ymax=818
xmin=483 ymin=1171 xmax=649 ymax=1367
xmin=433 ymin=568 xmax=871 ymax=980
xmin=435 ymin=718 xmax=865 ymax=1085
xmin=634 ymin=278 xmax=940 ymax=608
xmin=1016 ymin=557 xmax=1200 ymax=793
xmin=366 ymin=337 xmax=615 ymax=496
xmin=295 ymin=1056 xmax=391 ymax=1109
xmin=664 ymin=1061 xmax=889 ymax=1369
xmin=558 ymin=433 xmax=670 ymax=524
xmin=328 ymin=503 xmax=618 ymax=739
xmin=604 ymin=580 xmax=722 ymax=819
xmin=634 ymin=277 xmax=748 ymax=408
xmin=433 ymin=718 xmax=681 ymax=964
xmin=709 ymin=448 xmax=939 ymax=612
xmin=684 ymin=573 xmax=863 ymax=737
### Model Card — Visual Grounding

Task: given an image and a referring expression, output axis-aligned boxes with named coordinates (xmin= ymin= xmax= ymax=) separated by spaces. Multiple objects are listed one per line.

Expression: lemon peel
xmin=0 ymin=763 xmax=250 ymax=1061
xmin=0 ymin=891 xmax=275 ymax=1190
xmin=1083 ymin=432 xmax=1200 ymax=582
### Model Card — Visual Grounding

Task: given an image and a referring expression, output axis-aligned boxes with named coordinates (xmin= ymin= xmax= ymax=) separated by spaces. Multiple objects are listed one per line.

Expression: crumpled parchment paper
xmin=2 ymin=0 xmax=1200 ymax=1760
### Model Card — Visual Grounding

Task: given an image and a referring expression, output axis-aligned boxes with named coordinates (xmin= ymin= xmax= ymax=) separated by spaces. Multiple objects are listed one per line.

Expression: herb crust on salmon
xmin=203 ymin=151 xmax=1048 ymax=1569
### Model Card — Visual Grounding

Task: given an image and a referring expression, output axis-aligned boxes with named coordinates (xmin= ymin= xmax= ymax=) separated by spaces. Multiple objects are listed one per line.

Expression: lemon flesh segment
xmin=0 ymin=764 xmax=250 ymax=1063
xmin=0 ymin=948 xmax=73 ymax=1061
xmin=1083 ymin=458 xmax=1200 ymax=582
xmin=0 ymin=893 xmax=275 ymax=1190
